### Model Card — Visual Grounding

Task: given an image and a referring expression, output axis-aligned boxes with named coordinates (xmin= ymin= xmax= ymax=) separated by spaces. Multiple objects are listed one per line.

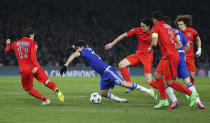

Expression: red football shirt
xmin=181 ymin=27 xmax=199 ymax=57
xmin=5 ymin=37 xmax=40 ymax=72
xmin=127 ymin=27 xmax=153 ymax=58
xmin=152 ymin=21 xmax=178 ymax=59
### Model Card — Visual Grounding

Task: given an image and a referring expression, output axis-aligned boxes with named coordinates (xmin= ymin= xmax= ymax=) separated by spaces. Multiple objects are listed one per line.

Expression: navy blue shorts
xmin=100 ymin=66 xmax=124 ymax=90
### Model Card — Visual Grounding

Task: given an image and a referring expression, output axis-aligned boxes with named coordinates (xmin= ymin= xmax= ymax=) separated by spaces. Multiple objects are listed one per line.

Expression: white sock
xmin=132 ymin=83 xmax=151 ymax=94
xmin=106 ymin=93 xmax=123 ymax=102
xmin=165 ymin=86 xmax=177 ymax=103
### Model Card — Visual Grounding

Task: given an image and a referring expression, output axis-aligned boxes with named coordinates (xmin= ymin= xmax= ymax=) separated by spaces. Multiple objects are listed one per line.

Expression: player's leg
xmin=183 ymin=77 xmax=206 ymax=109
xmin=165 ymin=85 xmax=179 ymax=109
xmin=120 ymin=81 xmax=157 ymax=100
xmin=186 ymin=56 xmax=196 ymax=84
xmin=189 ymin=71 xmax=196 ymax=84
xmin=21 ymin=72 xmax=50 ymax=105
xmin=153 ymin=71 xmax=169 ymax=108
xmin=119 ymin=54 xmax=139 ymax=93
xmin=34 ymin=67 xmax=64 ymax=102
xmin=165 ymin=59 xmax=198 ymax=107
xmin=101 ymin=90 xmax=127 ymax=103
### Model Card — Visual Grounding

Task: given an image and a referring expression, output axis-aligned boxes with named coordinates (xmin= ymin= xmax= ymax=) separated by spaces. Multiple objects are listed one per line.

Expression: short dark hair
xmin=141 ymin=18 xmax=153 ymax=28
xmin=174 ymin=15 xmax=192 ymax=27
xmin=163 ymin=16 xmax=171 ymax=25
xmin=74 ymin=40 xmax=87 ymax=47
xmin=152 ymin=11 xmax=164 ymax=21
xmin=23 ymin=27 xmax=34 ymax=37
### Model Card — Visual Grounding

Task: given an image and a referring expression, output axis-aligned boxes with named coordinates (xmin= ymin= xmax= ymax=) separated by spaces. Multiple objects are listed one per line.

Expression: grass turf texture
xmin=0 ymin=76 xmax=209 ymax=123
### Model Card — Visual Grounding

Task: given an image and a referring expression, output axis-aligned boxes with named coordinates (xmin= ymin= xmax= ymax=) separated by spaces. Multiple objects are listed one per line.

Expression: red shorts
xmin=21 ymin=67 xmax=48 ymax=90
xmin=186 ymin=56 xmax=196 ymax=72
xmin=155 ymin=57 xmax=179 ymax=80
xmin=126 ymin=54 xmax=152 ymax=74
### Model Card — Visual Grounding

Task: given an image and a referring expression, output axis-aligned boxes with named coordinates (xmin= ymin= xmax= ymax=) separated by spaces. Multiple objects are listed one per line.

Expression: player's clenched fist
xmin=6 ymin=39 xmax=11 ymax=44
xmin=105 ymin=43 xmax=114 ymax=50
xmin=60 ymin=65 xmax=68 ymax=76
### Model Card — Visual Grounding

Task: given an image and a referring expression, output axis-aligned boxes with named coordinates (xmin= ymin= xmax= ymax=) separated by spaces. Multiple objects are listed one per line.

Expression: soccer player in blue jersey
xmin=60 ymin=40 xmax=157 ymax=103
xmin=163 ymin=16 xmax=206 ymax=109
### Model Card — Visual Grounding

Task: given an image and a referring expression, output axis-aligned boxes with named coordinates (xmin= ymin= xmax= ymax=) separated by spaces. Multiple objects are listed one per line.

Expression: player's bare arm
xmin=175 ymin=35 xmax=181 ymax=50
xmin=105 ymin=33 xmax=127 ymax=50
xmin=5 ymin=39 xmax=11 ymax=53
xmin=184 ymin=43 xmax=190 ymax=55
xmin=60 ymin=51 xmax=81 ymax=76
xmin=195 ymin=36 xmax=201 ymax=57
xmin=148 ymin=33 xmax=158 ymax=52
xmin=65 ymin=51 xmax=81 ymax=66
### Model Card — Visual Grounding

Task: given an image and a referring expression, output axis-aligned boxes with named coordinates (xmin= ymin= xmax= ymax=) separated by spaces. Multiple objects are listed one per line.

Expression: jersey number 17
xmin=18 ymin=46 xmax=28 ymax=59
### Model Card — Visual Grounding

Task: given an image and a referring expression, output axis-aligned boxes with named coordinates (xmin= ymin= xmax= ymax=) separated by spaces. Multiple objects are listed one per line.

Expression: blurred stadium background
xmin=0 ymin=0 xmax=209 ymax=76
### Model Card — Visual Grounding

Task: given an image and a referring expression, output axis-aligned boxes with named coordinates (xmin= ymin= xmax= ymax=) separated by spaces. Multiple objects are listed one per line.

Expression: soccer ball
xmin=90 ymin=92 xmax=102 ymax=104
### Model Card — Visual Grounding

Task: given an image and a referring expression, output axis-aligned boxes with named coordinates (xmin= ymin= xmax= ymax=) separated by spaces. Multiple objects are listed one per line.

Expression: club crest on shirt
xmin=187 ymin=33 xmax=191 ymax=37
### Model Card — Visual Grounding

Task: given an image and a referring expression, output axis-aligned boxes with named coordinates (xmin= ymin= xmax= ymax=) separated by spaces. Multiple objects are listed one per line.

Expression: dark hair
xmin=141 ymin=18 xmax=153 ymax=28
xmin=152 ymin=11 xmax=164 ymax=21
xmin=163 ymin=16 xmax=171 ymax=25
xmin=74 ymin=40 xmax=87 ymax=47
xmin=174 ymin=15 xmax=192 ymax=27
xmin=23 ymin=27 xmax=34 ymax=37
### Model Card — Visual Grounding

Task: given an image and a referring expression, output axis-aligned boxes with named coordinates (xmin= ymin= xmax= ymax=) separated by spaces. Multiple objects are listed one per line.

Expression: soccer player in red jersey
xmin=175 ymin=15 xmax=202 ymax=84
xmin=5 ymin=27 xmax=64 ymax=105
xmin=148 ymin=11 xmax=198 ymax=108
xmin=105 ymin=18 xmax=156 ymax=94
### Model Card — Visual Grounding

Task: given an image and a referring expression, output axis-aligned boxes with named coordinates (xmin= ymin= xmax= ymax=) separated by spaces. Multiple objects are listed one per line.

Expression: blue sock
xmin=131 ymin=82 xmax=137 ymax=90
xmin=186 ymin=82 xmax=194 ymax=88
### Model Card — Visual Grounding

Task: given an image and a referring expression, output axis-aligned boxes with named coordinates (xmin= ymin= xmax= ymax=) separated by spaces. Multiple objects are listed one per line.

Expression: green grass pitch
xmin=0 ymin=76 xmax=209 ymax=123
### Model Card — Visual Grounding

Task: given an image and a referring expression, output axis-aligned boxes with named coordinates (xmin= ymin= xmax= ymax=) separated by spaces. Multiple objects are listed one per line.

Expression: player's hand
xmin=60 ymin=65 xmax=68 ymax=76
xmin=32 ymin=67 xmax=38 ymax=73
xmin=148 ymin=47 xmax=152 ymax=53
xmin=105 ymin=43 xmax=114 ymax=50
xmin=196 ymin=48 xmax=201 ymax=57
xmin=6 ymin=39 xmax=11 ymax=44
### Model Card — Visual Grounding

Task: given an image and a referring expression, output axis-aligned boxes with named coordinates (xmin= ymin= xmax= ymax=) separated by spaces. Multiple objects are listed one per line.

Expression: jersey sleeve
xmin=191 ymin=28 xmax=199 ymax=39
xmin=79 ymin=48 xmax=87 ymax=57
xmin=152 ymin=25 xmax=160 ymax=37
xmin=31 ymin=42 xmax=41 ymax=68
xmin=126 ymin=28 xmax=137 ymax=37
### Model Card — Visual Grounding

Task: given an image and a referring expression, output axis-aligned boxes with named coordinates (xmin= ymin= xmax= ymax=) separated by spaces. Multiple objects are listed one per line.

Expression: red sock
xmin=27 ymin=88 xmax=47 ymax=101
xmin=190 ymin=78 xmax=195 ymax=84
xmin=120 ymin=67 xmax=131 ymax=82
xmin=46 ymin=81 xmax=56 ymax=91
xmin=149 ymin=80 xmax=159 ymax=89
xmin=170 ymin=81 xmax=192 ymax=96
xmin=156 ymin=78 xmax=167 ymax=100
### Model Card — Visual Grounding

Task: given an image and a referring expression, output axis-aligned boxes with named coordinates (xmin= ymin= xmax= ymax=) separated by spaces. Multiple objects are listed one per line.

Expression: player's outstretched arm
xmin=5 ymin=39 xmax=11 ymax=53
xmin=105 ymin=33 xmax=127 ymax=50
xmin=60 ymin=52 xmax=81 ymax=76
xmin=195 ymin=36 xmax=201 ymax=57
